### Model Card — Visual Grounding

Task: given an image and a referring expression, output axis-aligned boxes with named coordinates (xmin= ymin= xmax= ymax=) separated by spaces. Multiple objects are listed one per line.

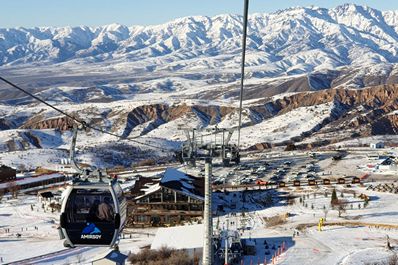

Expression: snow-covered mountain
xmin=1 ymin=4 xmax=398 ymax=74
xmin=2 ymin=4 xmax=398 ymax=168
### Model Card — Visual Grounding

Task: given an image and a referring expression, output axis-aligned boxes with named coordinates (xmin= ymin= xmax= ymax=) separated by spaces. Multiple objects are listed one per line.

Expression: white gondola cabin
xmin=60 ymin=179 xmax=126 ymax=247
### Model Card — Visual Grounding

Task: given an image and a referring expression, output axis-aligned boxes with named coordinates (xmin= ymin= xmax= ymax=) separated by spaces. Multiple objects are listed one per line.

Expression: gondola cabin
xmin=293 ymin=180 xmax=301 ymax=187
xmin=352 ymin=177 xmax=360 ymax=184
xmin=60 ymin=180 xmax=126 ymax=247
xmin=337 ymin=178 xmax=346 ymax=184
xmin=278 ymin=181 xmax=286 ymax=188
xmin=308 ymin=179 xmax=316 ymax=186
xmin=323 ymin=179 xmax=331 ymax=185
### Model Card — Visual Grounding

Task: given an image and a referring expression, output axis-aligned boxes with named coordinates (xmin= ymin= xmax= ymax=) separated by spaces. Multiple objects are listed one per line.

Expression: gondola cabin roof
xmin=69 ymin=178 xmax=119 ymax=188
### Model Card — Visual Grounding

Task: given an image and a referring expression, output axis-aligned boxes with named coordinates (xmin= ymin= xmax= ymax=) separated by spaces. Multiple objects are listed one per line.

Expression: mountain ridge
xmin=1 ymin=3 xmax=398 ymax=74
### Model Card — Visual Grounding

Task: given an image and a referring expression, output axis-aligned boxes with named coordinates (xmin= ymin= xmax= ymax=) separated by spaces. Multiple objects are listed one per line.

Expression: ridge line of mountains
xmin=1 ymin=3 xmax=398 ymax=73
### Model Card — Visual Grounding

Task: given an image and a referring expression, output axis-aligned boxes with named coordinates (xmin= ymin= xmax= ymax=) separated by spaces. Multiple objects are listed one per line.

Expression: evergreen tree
xmin=331 ymin=188 xmax=338 ymax=206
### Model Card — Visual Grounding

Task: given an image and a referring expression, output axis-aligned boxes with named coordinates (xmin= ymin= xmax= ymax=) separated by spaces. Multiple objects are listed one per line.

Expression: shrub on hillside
xmin=128 ymin=246 xmax=195 ymax=265
xmin=284 ymin=143 xmax=296 ymax=151
xmin=135 ymin=159 xmax=156 ymax=167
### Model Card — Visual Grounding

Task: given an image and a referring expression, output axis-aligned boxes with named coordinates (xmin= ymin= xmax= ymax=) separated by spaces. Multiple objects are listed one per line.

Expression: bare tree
xmin=337 ymin=200 xmax=347 ymax=217
xmin=365 ymin=254 xmax=398 ymax=265
xmin=388 ymin=253 xmax=398 ymax=265
xmin=323 ymin=207 xmax=329 ymax=221
xmin=17 ymin=164 xmax=26 ymax=172
xmin=7 ymin=181 xmax=19 ymax=199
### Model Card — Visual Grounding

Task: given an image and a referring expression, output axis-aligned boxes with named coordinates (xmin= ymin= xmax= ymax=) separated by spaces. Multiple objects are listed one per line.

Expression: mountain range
xmin=1 ymin=4 xmax=398 ymax=71
xmin=1 ymin=4 xmax=398 ymax=167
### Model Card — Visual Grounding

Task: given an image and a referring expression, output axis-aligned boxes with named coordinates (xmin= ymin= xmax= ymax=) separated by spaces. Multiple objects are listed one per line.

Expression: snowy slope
xmin=236 ymin=102 xmax=335 ymax=147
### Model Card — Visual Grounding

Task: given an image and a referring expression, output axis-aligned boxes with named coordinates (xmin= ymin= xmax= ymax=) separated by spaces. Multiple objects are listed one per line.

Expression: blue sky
xmin=1 ymin=0 xmax=398 ymax=28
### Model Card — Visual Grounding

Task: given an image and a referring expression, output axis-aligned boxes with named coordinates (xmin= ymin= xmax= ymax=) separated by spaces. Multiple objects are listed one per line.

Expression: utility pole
xmin=237 ymin=0 xmax=250 ymax=149
xmin=203 ymin=158 xmax=213 ymax=265
xmin=224 ymin=217 xmax=229 ymax=265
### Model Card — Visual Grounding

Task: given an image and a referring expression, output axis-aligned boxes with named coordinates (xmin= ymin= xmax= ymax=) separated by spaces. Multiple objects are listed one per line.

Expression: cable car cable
xmin=0 ymin=76 xmax=170 ymax=152
xmin=0 ymin=76 xmax=79 ymax=122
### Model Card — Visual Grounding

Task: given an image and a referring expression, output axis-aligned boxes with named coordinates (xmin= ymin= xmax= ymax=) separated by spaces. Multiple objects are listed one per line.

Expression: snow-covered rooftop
xmin=160 ymin=168 xmax=204 ymax=201
xmin=133 ymin=168 xmax=204 ymax=201
xmin=0 ymin=173 xmax=63 ymax=189
xmin=134 ymin=183 xmax=161 ymax=200
xmin=151 ymin=224 xmax=204 ymax=250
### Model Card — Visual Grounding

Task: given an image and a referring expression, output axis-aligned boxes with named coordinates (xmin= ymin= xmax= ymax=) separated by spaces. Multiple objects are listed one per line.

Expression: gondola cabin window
xmin=66 ymin=189 xmax=115 ymax=224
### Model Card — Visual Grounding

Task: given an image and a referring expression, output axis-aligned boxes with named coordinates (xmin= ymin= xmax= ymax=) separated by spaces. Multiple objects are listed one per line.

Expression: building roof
xmin=92 ymin=250 xmax=128 ymax=263
xmin=132 ymin=168 xmax=204 ymax=201
xmin=129 ymin=176 xmax=160 ymax=197
xmin=0 ymin=173 xmax=63 ymax=189
xmin=0 ymin=165 xmax=15 ymax=171
xmin=371 ymin=141 xmax=384 ymax=144
xmin=39 ymin=191 xmax=54 ymax=198
xmin=134 ymin=183 xmax=162 ymax=200
xmin=160 ymin=168 xmax=204 ymax=201
xmin=151 ymin=224 xmax=204 ymax=250
xmin=381 ymin=158 xmax=397 ymax=166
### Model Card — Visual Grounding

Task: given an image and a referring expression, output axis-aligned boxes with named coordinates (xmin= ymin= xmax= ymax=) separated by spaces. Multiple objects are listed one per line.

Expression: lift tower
xmin=180 ymin=127 xmax=240 ymax=167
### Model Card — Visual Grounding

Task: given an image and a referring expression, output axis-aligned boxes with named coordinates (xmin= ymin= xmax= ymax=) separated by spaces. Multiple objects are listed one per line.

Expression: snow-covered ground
xmin=2 ymin=182 xmax=398 ymax=264
xmin=0 ymin=196 xmax=64 ymax=264
xmin=236 ymin=102 xmax=335 ymax=147
xmin=212 ymin=185 xmax=398 ymax=265
xmin=1 ymin=148 xmax=398 ymax=265
xmin=0 ymin=149 xmax=68 ymax=171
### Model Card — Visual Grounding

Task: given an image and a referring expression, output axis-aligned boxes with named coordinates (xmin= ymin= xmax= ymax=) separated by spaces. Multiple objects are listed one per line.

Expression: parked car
xmin=256 ymin=179 xmax=268 ymax=185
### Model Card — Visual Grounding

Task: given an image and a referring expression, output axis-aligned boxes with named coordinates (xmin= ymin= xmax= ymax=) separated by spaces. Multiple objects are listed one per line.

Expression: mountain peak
xmin=333 ymin=3 xmax=377 ymax=16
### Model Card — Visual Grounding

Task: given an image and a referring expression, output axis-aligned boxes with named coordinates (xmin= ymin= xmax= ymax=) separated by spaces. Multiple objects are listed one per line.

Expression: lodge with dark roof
xmin=127 ymin=168 xmax=204 ymax=227
xmin=0 ymin=165 xmax=16 ymax=183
